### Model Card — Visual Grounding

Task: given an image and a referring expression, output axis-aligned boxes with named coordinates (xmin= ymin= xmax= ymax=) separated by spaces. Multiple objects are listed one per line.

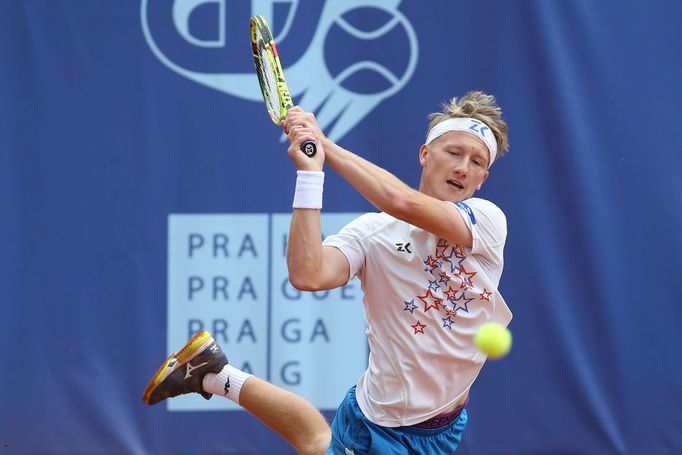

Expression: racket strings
xmin=255 ymin=30 xmax=281 ymax=118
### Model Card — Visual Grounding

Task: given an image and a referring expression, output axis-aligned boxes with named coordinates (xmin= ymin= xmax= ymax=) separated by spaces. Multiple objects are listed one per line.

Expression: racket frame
xmin=249 ymin=15 xmax=316 ymax=157
xmin=250 ymin=15 xmax=294 ymax=125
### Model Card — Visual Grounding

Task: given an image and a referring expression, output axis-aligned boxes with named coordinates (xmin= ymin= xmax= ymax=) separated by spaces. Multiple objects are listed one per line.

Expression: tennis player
xmin=143 ymin=91 xmax=512 ymax=455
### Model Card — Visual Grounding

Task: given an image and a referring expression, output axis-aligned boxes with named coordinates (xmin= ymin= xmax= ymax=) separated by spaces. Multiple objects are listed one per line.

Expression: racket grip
xmin=300 ymin=141 xmax=317 ymax=157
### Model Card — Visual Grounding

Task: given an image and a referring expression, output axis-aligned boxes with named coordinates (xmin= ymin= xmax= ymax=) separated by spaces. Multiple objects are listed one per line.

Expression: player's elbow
xmin=288 ymin=273 xmax=324 ymax=292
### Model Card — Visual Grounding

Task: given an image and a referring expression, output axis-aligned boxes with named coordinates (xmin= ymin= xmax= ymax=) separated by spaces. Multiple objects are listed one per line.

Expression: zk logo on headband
xmin=140 ymin=0 xmax=419 ymax=142
xmin=426 ymin=118 xmax=498 ymax=168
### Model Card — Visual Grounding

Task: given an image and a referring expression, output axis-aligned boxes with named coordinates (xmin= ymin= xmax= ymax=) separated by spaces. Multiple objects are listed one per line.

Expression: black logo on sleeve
xmin=396 ymin=242 xmax=412 ymax=253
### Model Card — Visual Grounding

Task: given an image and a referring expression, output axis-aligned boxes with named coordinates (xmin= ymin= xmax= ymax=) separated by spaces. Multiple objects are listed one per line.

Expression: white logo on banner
xmin=140 ymin=0 xmax=418 ymax=141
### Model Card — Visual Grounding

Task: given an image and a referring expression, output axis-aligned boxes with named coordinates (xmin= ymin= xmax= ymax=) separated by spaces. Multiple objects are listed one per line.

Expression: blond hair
xmin=427 ymin=91 xmax=509 ymax=160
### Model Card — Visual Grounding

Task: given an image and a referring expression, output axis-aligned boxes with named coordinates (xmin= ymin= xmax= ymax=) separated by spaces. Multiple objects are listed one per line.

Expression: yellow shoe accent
xmin=141 ymin=330 xmax=215 ymax=404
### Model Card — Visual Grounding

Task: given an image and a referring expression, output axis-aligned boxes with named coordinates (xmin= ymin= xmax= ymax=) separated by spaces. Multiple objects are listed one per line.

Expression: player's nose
xmin=452 ymin=158 xmax=468 ymax=176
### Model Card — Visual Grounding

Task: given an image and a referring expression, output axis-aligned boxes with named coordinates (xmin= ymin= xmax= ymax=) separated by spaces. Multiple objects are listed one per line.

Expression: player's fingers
xmin=294 ymin=113 xmax=323 ymax=139
xmin=281 ymin=116 xmax=290 ymax=131
xmin=293 ymin=128 xmax=316 ymax=144
xmin=289 ymin=128 xmax=316 ymax=150
xmin=289 ymin=108 xmax=312 ymax=126
xmin=286 ymin=124 xmax=305 ymax=142
xmin=288 ymin=124 xmax=313 ymax=139
xmin=284 ymin=107 xmax=303 ymax=124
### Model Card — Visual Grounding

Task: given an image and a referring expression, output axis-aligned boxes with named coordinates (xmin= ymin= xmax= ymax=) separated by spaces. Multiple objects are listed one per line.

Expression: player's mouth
xmin=447 ymin=179 xmax=464 ymax=190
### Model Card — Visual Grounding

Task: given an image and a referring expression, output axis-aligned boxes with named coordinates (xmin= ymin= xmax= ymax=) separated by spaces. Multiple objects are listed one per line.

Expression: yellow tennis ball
xmin=475 ymin=322 xmax=512 ymax=359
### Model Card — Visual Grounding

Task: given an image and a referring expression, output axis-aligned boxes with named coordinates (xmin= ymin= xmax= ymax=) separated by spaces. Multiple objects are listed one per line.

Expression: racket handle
xmin=300 ymin=141 xmax=317 ymax=157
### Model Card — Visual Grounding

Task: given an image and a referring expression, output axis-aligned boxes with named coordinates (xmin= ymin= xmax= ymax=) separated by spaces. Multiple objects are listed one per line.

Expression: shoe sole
xmin=142 ymin=330 xmax=215 ymax=404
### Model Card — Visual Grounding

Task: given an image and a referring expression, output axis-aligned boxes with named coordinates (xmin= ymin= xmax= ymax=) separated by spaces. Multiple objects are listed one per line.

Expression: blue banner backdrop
xmin=1 ymin=0 xmax=681 ymax=454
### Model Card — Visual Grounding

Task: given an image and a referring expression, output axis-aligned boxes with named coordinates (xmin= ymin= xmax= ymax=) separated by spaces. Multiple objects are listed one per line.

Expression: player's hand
xmin=282 ymin=107 xmax=326 ymax=140
xmin=283 ymin=107 xmax=326 ymax=171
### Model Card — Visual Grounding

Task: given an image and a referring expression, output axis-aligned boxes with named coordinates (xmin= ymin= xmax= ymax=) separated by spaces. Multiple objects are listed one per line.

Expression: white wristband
xmin=293 ymin=170 xmax=324 ymax=209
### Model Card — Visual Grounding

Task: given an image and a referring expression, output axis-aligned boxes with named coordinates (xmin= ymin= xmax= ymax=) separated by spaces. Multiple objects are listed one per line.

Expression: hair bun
xmin=461 ymin=102 xmax=476 ymax=115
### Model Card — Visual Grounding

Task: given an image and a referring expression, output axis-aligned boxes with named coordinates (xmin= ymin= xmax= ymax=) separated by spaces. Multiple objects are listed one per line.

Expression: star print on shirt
xmin=441 ymin=316 xmax=455 ymax=329
xmin=403 ymin=299 xmax=418 ymax=313
xmin=443 ymin=286 xmax=458 ymax=302
xmin=479 ymin=289 xmax=492 ymax=301
xmin=418 ymin=289 xmax=443 ymax=312
xmin=454 ymin=264 xmax=477 ymax=290
xmin=435 ymin=240 xmax=450 ymax=261
xmin=437 ymin=271 xmax=450 ymax=287
xmin=427 ymin=278 xmax=440 ymax=292
xmin=440 ymin=245 xmax=466 ymax=273
xmin=411 ymin=321 xmax=426 ymax=334
xmin=451 ymin=290 xmax=474 ymax=313
xmin=423 ymin=255 xmax=438 ymax=273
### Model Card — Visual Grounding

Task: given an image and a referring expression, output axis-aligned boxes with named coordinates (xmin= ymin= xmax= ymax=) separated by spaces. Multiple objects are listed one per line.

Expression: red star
xmin=439 ymin=244 xmax=466 ymax=265
xmin=454 ymin=264 xmax=477 ymax=289
xmin=438 ymin=271 xmax=450 ymax=284
xmin=443 ymin=286 xmax=458 ymax=301
xmin=479 ymin=288 xmax=492 ymax=301
xmin=411 ymin=320 xmax=426 ymax=334
xmin=426 ymin=255 xmax=438 ymax=268
xmin=445 ymin=309 xmax=457 ymax=318
xmin=417 ymin=289 xmax=443 ymax=312
xmin=435 ymin=239 xmax=449 ymax=259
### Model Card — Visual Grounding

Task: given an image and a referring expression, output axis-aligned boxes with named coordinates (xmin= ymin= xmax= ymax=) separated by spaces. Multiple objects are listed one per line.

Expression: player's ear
xmin=419 ymin=144 xmax=429 ymax=166
xmin=477 ymin=171 xmax=490 ymax=190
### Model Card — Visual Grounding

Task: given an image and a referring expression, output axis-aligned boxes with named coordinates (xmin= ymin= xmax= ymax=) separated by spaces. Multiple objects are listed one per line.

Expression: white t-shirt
xmin=323 ymin=197 xmax=512 ymax=427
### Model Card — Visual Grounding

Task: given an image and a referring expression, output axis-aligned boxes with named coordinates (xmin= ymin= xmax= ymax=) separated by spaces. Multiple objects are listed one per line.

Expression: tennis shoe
xmin=142 ymin=330 xmax=227 ymax=405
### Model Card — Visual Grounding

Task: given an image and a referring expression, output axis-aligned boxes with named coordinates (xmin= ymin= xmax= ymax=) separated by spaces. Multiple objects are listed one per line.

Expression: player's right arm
xmin=287 ymin=210 xmax=350 ymax=291
xmin=284 ymin=113 xmax=350 ymax=291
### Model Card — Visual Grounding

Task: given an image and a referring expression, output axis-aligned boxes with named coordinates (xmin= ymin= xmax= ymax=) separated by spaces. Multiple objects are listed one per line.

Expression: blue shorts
xmin=327 ymin=386 xmax=468 ymax=455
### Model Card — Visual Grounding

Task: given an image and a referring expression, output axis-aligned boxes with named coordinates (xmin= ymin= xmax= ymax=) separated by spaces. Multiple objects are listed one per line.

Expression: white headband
xmin=426 ymin=118 xmax=498 ymax=168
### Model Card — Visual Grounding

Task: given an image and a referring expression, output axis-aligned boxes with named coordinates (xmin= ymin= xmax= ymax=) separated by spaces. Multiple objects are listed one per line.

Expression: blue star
xmin=449 ymin=257 xmax=465 ymax=274
xmin=423 ymin=257 xmax=436 ymax=274
xmin=403 ymin=299 xmax=418 ymax=313
xmin=443 ymin=247 xmax=466 ymax=273
xmin=441 ymin=316 xmax=455 ymax=329
xmin=427 ymin=278 xmax=440 ymax=292
xmin=451 ymin=291 xmax=474 ymax=313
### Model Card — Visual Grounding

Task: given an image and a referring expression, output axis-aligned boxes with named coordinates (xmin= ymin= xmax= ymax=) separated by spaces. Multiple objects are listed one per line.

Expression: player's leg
xmin=235 ymin=375 xmax=331 ymax=455
xmin=142 ymin=331 xmax=330 ymax=455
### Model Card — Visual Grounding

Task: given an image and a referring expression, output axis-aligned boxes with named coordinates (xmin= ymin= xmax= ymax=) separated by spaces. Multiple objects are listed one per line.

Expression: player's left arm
xmin=283 ymin=110 xmax=473 ymax=247
xmin=329 ymin=142 xmax=471 ymax=246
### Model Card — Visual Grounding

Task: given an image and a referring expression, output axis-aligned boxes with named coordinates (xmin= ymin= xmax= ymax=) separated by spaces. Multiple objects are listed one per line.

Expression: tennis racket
xmin=250 ymin=15 xmax=316 ymax=158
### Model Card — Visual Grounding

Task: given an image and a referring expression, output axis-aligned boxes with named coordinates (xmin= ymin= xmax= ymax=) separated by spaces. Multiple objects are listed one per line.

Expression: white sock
xmin=202 ymin=364 xmax=252 ymax=405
